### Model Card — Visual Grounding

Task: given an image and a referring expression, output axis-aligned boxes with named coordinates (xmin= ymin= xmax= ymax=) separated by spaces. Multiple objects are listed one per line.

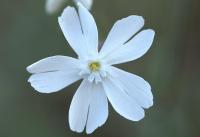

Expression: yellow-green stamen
xmin=89 ymin=61 xmax=101 ymax=72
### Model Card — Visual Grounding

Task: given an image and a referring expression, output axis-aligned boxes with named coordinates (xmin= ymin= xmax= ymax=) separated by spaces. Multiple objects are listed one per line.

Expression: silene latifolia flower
xmin=45 ymin=0 xmax=93 ymax=15
xmin=27 ymin=3 xmax=155 ymax=134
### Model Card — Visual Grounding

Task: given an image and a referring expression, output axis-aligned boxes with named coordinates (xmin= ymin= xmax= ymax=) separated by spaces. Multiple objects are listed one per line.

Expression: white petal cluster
xmin=27 ymin=3 xmax=155 ymax=134
xmin=45 ymin=0 xmax=93 ymax=15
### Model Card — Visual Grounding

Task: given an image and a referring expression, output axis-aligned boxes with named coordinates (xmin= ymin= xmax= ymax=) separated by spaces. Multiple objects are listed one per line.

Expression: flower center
xmin=88 ymin=61 xmax=101 ymax=72
xmin=79 ymin=60 xmax=108 ymax=83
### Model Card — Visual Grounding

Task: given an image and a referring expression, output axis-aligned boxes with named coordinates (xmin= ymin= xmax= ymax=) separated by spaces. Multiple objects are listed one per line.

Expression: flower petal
xmin=45 ymin=0 xmax=64 ymax=15
xmin=58 ymin=7 xmax=86 ymax=58
xmin=109 ymin=67 xmax=153 ymax=109
xmin=69 ymin=80 xmax=108 ymax=133
xmin=26 ymin=56 xmax=80 ymax=74
xmin=86 ymin=83 xmax=108 ymax=134
xmin=28 ymin=70 xmax=81 ymax=93
xmin=77 ymin=2 xmax=98 ymax=55
xmin=74 ymin=0 xmax=93 ymax=10
xmin=100 ymin=15 xmax=144 ymax=57
xmin=102 ymin=77 xmax=145 ymax=121
xmin=104 ymin=29 xmax=155 ymax=65
xmin=69 ymin=79 xmax=92 ymax=133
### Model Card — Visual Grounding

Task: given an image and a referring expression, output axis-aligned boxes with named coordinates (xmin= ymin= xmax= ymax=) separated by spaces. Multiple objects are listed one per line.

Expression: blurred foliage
xmin=0 ymin=0 xmax=200 ymax=137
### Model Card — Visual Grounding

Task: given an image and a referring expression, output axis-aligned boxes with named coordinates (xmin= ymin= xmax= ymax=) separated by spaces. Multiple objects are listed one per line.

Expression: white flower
xmin=27 ymin=3 xmax=155 ymax=134
xmin=45 ymin=0 xmax=93 ymax=15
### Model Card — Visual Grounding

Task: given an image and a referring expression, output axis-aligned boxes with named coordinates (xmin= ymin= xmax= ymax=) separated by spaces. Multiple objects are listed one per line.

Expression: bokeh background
xmin=1 ymin=0 xmax=200 ymax=137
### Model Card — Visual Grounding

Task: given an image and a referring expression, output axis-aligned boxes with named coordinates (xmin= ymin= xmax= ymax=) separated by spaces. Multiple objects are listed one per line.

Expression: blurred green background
xmin=1 ymin=0 xmax=200 ymax=137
